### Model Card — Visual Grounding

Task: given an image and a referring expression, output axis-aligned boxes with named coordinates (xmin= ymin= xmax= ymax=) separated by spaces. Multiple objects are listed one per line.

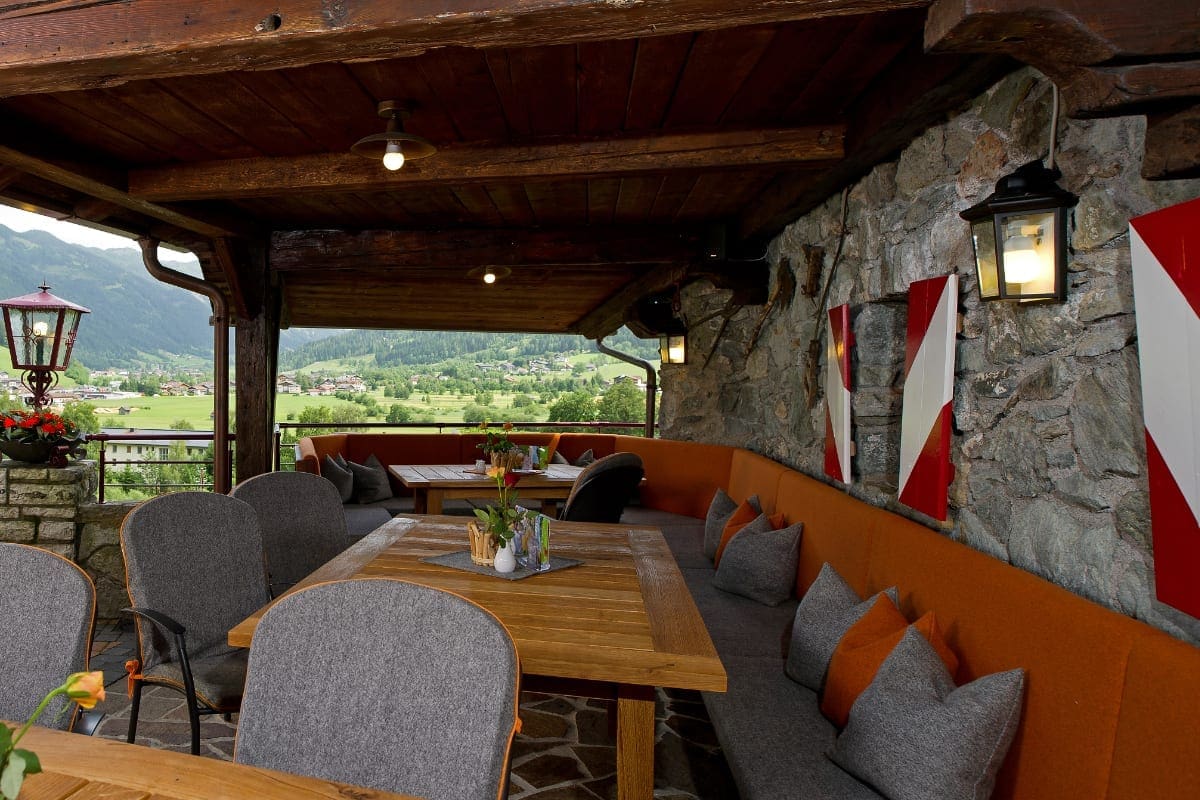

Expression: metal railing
xmin=85 ymin=421 xmax=649 ymax=501
xmin=87 ymin=431 xmax=230 ymax=503
xmin=274 ymin=420 xmax=651 ymax=470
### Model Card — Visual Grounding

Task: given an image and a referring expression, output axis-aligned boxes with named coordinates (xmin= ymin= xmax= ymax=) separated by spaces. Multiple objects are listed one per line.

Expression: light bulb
xmin=483 ymin=269 xmax=497 ymax=285
xmin=382 ymin=142 xmax=405 ymax=171
xmin=32 ymin=321 xmax=49 ymax=337
xmin=1002 ymin=234 xmax=1043 ymax=284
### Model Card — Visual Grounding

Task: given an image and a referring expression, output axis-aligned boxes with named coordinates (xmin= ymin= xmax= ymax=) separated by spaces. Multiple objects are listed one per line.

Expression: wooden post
xmin=229 ymin=240 xmax=279 ymax=484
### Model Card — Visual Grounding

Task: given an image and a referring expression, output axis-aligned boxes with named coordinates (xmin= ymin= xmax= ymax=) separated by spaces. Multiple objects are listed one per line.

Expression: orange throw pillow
xmin=820 ymin=596 xmax=959 ymax=728
xmin=714 ymin=500 xmax=758 ymax=565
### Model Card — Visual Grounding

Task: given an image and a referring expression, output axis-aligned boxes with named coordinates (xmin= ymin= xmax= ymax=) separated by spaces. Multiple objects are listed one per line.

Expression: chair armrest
xmin=123 ymin=606 xmax=187 ymax=636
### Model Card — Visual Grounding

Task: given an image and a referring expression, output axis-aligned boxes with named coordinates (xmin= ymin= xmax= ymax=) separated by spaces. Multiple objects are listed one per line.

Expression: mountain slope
xmin=0 ymin=225 xmax=212 ymax=367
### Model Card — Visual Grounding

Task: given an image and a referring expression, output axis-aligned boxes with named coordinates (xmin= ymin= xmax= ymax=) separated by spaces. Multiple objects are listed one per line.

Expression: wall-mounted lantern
xmin=0 ymin=284 xmax=90 ymax=409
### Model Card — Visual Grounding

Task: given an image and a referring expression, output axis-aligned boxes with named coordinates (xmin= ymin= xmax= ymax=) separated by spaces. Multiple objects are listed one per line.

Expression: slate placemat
xmin=420 ymin=550 xmax=582 ymax=581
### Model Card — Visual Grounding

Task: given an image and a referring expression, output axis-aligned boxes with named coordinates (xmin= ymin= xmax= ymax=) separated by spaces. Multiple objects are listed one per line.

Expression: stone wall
xmin=660 ymin=68 xmax=1200 ymax=644
xmin=0 ymin=460 xmax=133 ymax=620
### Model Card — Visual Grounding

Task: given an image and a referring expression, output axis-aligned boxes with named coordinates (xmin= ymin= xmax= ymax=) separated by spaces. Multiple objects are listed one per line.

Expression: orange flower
xmin=64 ymin=670 xmax=106 ymax=709
xmin=502 ymin=421 xmax=514 ymax=431
xmin=486 ymin=465 xmax=506 ymax=479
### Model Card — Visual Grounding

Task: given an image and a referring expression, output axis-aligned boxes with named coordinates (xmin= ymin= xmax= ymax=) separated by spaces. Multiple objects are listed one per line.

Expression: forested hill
xmin=278 ymin=327 xmax=659 ymax=370
xmin=0 ymin=225 xmax=212 ymax=367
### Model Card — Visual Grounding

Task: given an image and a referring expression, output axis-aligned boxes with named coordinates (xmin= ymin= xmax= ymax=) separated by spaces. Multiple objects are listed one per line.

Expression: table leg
xmin=616 ymin=684 xmax=655 ymax=800
xmin=426 ymin=490 xmax=444 ymax=515
xmin=539 ymin=499 xmax=559 ymax=516
xmin=413 ymin=490 xmax=427 ymax=514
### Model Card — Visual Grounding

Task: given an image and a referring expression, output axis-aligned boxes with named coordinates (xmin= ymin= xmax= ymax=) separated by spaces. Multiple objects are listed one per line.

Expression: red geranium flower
xmin=504 ymin=471 xmax=521 ymax=488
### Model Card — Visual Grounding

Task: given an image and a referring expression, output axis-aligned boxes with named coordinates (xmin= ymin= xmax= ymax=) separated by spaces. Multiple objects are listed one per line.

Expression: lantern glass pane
xmin=971 ymin=220 xmax=999 ymax=299
xmin=998 ymin=210 xmax=1056 ymax=297
xmin=660 ymin=335 xmax=686 ymax=365
xmin=11 ymin=308 xmax=62 ymax=368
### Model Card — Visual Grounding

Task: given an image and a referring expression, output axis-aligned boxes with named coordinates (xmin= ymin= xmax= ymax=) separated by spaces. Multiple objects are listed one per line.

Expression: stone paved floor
xmin=87 ymin=619 xmax=738 ymax=799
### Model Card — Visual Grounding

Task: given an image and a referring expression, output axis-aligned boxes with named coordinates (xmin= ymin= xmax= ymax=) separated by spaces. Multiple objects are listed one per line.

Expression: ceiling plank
xmin=269 ymin=227 xmax=706 ymax=272
xmin=128 ymin=125 xmax=845 ymax=201
xmin=0 ymin=139 xmax=257 ymax=239
xmin=0 ymin=0 xmax=929 ymax=97
xmin=738 ymin=48 xmax=1012 ymax=240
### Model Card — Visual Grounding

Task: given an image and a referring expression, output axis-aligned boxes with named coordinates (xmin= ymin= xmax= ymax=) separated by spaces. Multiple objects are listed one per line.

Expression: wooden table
xmin=228 ymin=516 xmax=725 ymax=800
xmin=388 ymin=463 xmax=583 ymax=515
xmin=13 ymin=723 xmax=420 ymax=799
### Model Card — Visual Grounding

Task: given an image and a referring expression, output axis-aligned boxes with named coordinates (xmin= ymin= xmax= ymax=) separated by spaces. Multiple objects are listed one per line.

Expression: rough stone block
xmin=36 ymin=520 xmax=77 ymax=543
xmin=17 ymin=506 xmax=77 ymax=520
xmin=0 ymin=465 xmax=50 ymax=481
xmin=0 ymin=519 xmax=36 ymax=542
xmin=0 ymin=506 xmax=17 ymax=520
xmin=8 ymin=483 xmax=81 ymax=506
xmin=38 ymin=542 xmax=73 ymax=560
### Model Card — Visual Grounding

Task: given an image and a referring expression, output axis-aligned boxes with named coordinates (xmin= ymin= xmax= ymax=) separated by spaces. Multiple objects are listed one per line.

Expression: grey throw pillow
xmin=322 ymin=454 xmax=353 ymax=503
xmin=551 ymin=450 xmax=569 ymax=464
xmin=713 ymin=516 xmax=803 ymax=606
xmin=704 ymin=489 xmax=757 ymax=561
xmin=573 ymin=449 xmax=595 ymax=467
xmin=784 ymin=562 xmax=898 ymax=690
xmin=830 ymin=628 xmax=1026 ymax=800
xmin=347 ymin=454 xmax=393 ymax=504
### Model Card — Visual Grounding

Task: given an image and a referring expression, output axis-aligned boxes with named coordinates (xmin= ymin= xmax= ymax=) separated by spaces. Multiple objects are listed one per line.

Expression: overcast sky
xmin=0 ymin=204 xmax=201 ymax=270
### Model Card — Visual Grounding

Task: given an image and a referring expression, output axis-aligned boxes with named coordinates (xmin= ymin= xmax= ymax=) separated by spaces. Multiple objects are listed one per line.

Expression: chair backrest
xmin=560 ymin=452 xmax=645 ymax=523
xmin=0 ymin=544 xmax=95 ymax=729
xmin=231 ymin=471 xmax=347 ymax=596
xmin=236 ymin=578 xmax=520 ymax=800
xmin=120 ymin=492 xmax=270 ymax=672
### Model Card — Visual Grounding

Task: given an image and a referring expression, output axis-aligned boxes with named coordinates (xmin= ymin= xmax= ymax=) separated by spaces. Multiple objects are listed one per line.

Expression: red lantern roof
xmin=0 ymin=285 xmax=91 ymax=314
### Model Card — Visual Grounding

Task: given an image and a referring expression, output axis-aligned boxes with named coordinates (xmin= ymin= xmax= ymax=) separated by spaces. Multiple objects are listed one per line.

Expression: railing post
xmin=97 ymin=440 xmax=106 ymax=504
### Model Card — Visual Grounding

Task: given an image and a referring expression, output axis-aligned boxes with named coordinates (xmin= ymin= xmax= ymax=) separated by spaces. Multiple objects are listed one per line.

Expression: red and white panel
xmin=824 ymin=304 xmax=853 ymax=483
xmin=1130 ymin=197 xmax=1200 ymax=618
xmin=898 ymin=274 xmax=958 ymax=521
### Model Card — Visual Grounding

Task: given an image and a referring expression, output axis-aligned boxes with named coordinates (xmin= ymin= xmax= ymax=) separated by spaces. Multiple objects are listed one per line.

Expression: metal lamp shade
xmin=962 ymin=161 xmax=1077 ymax=303
xmin=0 ymin=286 xmax=90 ymax=371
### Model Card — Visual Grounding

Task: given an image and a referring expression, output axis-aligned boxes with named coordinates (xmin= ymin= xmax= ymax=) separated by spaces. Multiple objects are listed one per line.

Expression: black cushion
xmin=347 ymin=454 xmax=393 ymax=504
xmin=322 ymin=455 xmax=354 ymax=503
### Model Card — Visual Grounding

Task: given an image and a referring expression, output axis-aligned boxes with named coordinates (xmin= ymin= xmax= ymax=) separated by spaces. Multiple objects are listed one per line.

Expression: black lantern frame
xmin=634 ymin=290 xmax=688 ymax=366
xmin=0 ymin=284 xmax=90 ymax=409
xmin=961 ymin=160 xmax=1078 ymax=304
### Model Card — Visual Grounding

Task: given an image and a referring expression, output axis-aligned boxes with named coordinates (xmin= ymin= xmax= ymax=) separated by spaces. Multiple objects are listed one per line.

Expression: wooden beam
xmin=0 ymin=0 xmax=927 ymax=96
xmin=1060 ymin=61 xmax=1200 ymax=118
xmin=129 ymin=126 xmax=845 ymax=202
xmin=575 ymin=264 xmax=688 ymax=340
xmin=926 ymin=0 xmax=1200 ymax=66
xmin=738 ymin=48 xmax=1013 ymax=239
xmin=233 ymin=242 xmax=280 ymax=482
xmin=0 ymin=140 xmax=257 ymax=239
xmin=0 ymin=164 xmax=19 ymax=190
xmin=269 ymin=227 xmax=706 ymax=273
xmin=70 ymin=197 xmax=121 ymax=223
xmin=1143 ymin=105 xmax=1200 ymax=181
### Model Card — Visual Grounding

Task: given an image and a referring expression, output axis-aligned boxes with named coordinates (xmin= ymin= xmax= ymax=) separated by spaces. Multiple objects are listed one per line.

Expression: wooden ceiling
xmin=0 ymin=0 xmax=1193 ymax=337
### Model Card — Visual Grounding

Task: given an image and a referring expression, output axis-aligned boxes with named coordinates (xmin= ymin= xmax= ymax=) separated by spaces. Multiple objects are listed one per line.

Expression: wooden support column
xmin=228 ymin=239 xmax=279 ymax=483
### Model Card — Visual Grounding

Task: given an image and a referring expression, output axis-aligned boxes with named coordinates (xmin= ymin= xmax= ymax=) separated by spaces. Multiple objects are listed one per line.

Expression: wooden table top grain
xmin=389 ymin=463 xmax=582 ymax=488
xmin=13 ymin=724 xmax=421 ymax=800
xmin=228 ymin=515 xmax=725 ymax=693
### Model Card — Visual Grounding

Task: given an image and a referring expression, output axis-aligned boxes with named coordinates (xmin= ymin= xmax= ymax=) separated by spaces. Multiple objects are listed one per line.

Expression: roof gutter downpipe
xmin=139 ymin=238 xmax=231 ymax=494
xmin=595 ymin=338 xmax=656 ymax=438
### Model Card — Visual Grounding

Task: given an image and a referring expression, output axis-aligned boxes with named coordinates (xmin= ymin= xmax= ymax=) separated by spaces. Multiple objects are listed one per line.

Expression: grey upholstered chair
xmin=559 ymin=451 xmax=645 ymax=523
xmin=0 ymin=543 xmax=95 ymax=731
xmin=231 ymin=470 xmax=348 ymax=597
xmin=120 ymin=492 xmax=270 ymax=755
xmin=236 ymin=578 xmax=520 ymax=800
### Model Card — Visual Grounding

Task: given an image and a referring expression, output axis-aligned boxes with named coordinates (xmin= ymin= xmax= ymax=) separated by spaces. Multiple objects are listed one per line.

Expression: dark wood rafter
xmin=926 ymin=0 xmax=1200 ymax=178
xmin=575 ymin=264 xmax=690 ymax=340
xmin=0 ymin=164 xmax=18 ymax=190
xmin=269 ymin=227 xmax=707 ymax=272
xmin=0 ymin=139 xmax=257 ymax=239
xmin=127 ymin=126 xmax=846 ymax=202
xmin=0 ymin=0 xmax=929 ymax=96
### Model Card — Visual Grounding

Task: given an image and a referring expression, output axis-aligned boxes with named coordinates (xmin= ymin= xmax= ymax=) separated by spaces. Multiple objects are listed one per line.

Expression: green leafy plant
xmin=473 ymin=466 xmax=523 ymax=544
xmin=2 ymin=671 xmax=105 ymax=800
xmin=476 ymin=420 xmax=518 ymax=456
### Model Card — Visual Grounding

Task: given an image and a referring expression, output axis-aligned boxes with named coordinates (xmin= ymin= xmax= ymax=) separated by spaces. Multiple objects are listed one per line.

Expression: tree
xmin=60 ymin=401 xmax=100 ymax=434
xmin=549 ymin=391 xmax=597 ymax=423
xmin=597 ymin=379 xmax=646 ymax=423
xmin=475 ymin=391 xmax=494 ymax=406
xmin=512 ymin=394 xmax=534 ymax=408
xmin=65 ymin=361 xmax=90 ymax=385
xmin=462 ymin=404 xmax=493 ymax=425
xmin=169 ymin=418 xmax=195 ymax=430
xmin=386 ymin=404 xmax=412 ymax=423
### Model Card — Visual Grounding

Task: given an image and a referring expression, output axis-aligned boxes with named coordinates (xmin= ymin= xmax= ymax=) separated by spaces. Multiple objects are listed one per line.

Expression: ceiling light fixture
xmin=961 ymin=84 xmax=1078 ymax=303
xmin=351 ymin=100 xmax=436 ymax=171
xmin=467 ymin=266 xmax=512 ymax=285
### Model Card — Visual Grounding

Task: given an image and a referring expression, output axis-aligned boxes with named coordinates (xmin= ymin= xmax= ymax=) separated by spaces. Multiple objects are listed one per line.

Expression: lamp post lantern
xmin=0 ymin=284 xmax=90 ymax=409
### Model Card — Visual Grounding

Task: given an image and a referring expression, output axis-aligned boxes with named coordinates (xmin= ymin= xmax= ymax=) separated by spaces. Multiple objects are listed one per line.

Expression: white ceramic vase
xmin=494 ymin=539 xmax=517 ymax=573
